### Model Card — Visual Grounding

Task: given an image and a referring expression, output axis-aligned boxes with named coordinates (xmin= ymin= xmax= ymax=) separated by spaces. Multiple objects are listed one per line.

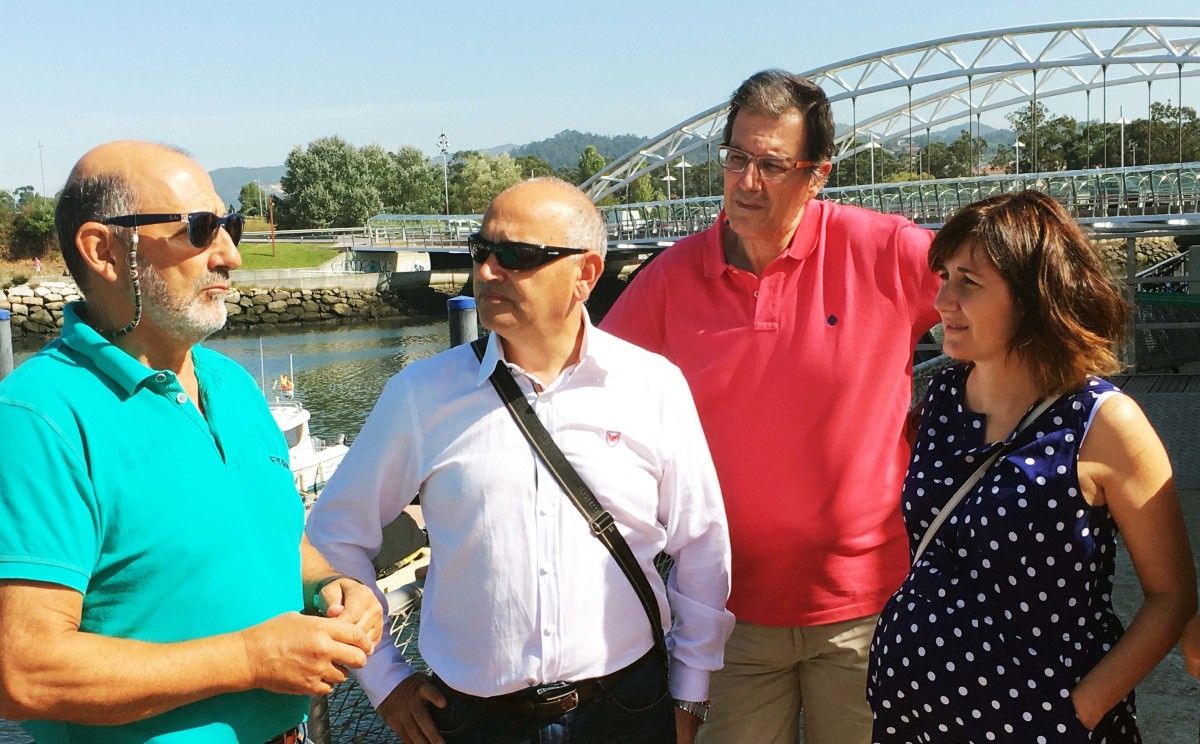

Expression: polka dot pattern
xmin=867 ymin=365 xmax=1139 ymax=742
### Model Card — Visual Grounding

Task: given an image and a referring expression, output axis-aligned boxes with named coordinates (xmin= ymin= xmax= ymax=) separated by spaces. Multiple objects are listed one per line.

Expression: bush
xmin=10 ymin=197 xmax=56 ymax=259
xmin=7 ymin=272 xmax=30 ymax=288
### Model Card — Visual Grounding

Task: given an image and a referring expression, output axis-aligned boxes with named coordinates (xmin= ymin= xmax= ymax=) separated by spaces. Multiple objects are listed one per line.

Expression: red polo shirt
xmin=601 ymin=199 xmax=939 ymax=626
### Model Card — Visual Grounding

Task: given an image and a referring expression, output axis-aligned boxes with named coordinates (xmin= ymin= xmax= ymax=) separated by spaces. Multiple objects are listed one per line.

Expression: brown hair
xmin=723 ymin=70 xmax=835 ymax=165
xmin=929 ymin=190 xmax=1129 ymax=394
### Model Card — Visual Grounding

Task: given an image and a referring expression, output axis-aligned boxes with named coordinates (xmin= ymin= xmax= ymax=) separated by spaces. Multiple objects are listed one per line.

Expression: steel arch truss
xmin=583 ymin=19 xmax=1200 ymax=201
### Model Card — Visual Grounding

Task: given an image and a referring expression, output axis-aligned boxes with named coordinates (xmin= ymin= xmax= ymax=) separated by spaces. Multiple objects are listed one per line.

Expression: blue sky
xmin=3 ymin=1 xmax=1198 ymax=192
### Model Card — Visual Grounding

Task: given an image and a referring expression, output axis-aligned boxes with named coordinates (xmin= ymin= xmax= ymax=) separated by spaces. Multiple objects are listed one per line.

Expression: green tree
xmin=0 ymin=189 xmax=16 ymax=256
xmin=1007 ymin=104 xmax=1081 ymax=171
xmin=9 ymin=195 xmax=56 ymax=258
xmin=627 ymin=173 xmax=656 ymax=203
xmin=834 ymin=139 xmax=902 ymax=186
xmin=686 ymin=153 xmax=722 ymax=198
xmin=277 ymin=136 xmax=383 ymax=228
xmin=513 ymin=154 xmax=555 ymax=180
xmin=237 ymin=181 xmax=266 ymax=217
xmin=944 ymin=130 xmax=990 ymax=177
xmin=13 ymin=186 xmax=37 ymax=207
xmin=448 ymin=152 xmax=522 ymax=213
xmin=383 ymin=146 xmax=443 ymax=214
xmin=1114 ymin=101 xmax=1200 ymax=166
xmin=576 ymin=145 xmax=607 ymax=185
xmin=989 ymin=143 xmax=1016 ymax=173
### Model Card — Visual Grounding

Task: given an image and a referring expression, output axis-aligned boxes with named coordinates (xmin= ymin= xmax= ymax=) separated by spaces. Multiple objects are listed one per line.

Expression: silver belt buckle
xmin=533 ymin=681 xmax=581 ymax=714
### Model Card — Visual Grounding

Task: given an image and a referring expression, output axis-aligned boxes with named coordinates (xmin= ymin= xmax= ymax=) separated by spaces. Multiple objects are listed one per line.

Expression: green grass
xmin=237 ymin=242 xmax=340 ymax=271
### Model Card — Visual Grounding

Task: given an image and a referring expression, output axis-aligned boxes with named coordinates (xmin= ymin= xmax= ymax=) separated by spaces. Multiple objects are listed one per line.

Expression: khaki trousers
xmin=697 ymin=614 xmax=878 ymax=744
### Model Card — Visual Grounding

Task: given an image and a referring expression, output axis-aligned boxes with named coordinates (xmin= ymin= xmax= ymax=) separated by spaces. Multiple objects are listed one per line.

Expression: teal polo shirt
xmin=0 ymin=303 xmax=307 ymax=743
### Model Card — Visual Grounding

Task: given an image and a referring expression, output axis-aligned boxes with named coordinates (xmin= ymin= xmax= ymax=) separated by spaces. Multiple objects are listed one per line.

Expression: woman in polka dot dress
xmin=867 ymin=191 xmax=1196 ymax=743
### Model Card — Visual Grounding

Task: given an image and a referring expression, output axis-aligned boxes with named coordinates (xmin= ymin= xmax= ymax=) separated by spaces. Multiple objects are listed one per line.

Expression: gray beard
xmin=138 ymin=258 xmax=229 ymax=344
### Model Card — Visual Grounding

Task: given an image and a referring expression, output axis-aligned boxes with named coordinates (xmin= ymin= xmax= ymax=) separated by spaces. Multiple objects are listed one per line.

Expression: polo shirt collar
xmin=58 ymin=301 xmax=206 ymax=397
xmin=703 ymin=199 xmax=824 ymax=278
xmin=473 ymin=309 xmax=607 ymax=388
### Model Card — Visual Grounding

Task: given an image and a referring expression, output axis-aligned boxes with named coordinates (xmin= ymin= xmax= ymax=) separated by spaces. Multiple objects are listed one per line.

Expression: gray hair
xmin=54 ymin=172 xmax=136 ymax=292
xmin=525 ymin=176 xmax=608 ymax=259
xmin=724 ymin=69 xmax=836 ymax=166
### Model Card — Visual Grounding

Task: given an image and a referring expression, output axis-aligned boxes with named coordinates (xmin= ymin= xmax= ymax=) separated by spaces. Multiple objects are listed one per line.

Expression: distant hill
xmin=880 ymin=122 xmax=1016 ymax=149
xmin=482 ymin=143 xmax=520 ymax=157
xmin=834 ymin=121 xmax=1016 ymax=150
xmin=209 ymin=165 xmax=286 ymax=210
xmin=510 ymin=130 xmax=646 ymax=170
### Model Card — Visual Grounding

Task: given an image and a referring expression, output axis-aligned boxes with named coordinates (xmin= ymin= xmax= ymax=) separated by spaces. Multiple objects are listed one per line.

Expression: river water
xmin=13 ymin=316 xmax=452 ymax=443
xmin=206 ymin=317 xmax=451 ymax=441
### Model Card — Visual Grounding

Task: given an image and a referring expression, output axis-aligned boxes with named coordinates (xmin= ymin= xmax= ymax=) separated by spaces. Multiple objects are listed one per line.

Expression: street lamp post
xmin=438 ymin=131 xmax=450 ymax=216
xmin=675 ymin=159 xmax=691 ymax=203
xmin=38 ymin=142 xmax=46 ymax=197
xmin=1117 ymin=107 xmax=1131 ymax=172
xmin=661 ymin=173 xmax=676 ymax=202
xmin=254 ymin=177 xmax=265 ymax=218
xmin=869 ymin=141 xmax=877 ymax=186
xmin=866 ymin=134 xmax=882 ymax=203
xmin=1014 ymin=139 xmax=1024 ymax=176
xmin=661 ymin=173 xmax=677 ymax=231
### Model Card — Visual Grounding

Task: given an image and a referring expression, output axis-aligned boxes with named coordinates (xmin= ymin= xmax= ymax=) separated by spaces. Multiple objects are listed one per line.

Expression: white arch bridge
xmin=582 ymin=18 xmax=1200 ymax=239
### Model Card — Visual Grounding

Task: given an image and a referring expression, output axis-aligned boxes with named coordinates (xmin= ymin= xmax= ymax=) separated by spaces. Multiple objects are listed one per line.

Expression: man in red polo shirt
xmin=602 ymin=70 xmax=940 ymax=743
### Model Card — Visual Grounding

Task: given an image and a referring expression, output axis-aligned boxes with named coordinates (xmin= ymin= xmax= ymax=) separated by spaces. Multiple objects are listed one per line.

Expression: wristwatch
xmin=674 ymin=699 xmax=710 ymax=723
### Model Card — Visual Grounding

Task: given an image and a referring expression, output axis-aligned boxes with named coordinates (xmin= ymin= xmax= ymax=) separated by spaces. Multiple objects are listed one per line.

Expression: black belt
xmin=438 ymin=647 xmax=661 ymax=721
xmin=264 ymin=726 xmax=301 ymax=744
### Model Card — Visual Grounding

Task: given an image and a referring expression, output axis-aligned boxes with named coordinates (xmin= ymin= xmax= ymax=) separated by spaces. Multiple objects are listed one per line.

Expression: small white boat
xmin=257 ymin=346 xmax=349 ymax=506
xmin=270 ymin=399 xmax=349 ymax=506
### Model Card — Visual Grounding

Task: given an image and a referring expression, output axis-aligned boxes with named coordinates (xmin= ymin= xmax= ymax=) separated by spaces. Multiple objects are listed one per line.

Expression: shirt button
xmin=753 ymin=290 xmax=760 ymax=297
xmin=539 ymin=567 xmax=549 ymax=576
xmin=175 ymin=392 xmax=187 ymax=404
xmin=544 ymin=626 xmax=554 ymax=636
xmin=155 ymin=373 xmax=167 ymax=382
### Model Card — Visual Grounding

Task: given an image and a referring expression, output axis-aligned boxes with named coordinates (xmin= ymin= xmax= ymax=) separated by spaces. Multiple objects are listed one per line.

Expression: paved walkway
xmin=1112 ymin=372 xmax=1200 ymax=490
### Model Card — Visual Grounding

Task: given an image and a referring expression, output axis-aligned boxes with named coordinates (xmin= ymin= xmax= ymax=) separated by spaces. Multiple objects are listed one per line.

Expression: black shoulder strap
xmin=470 ymin=337 xmax=666 ymax=655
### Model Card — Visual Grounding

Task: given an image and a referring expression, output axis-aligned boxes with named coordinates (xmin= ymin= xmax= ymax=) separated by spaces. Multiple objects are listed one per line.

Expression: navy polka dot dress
xmin=868 ymin=364 xmax=1139 ymax=743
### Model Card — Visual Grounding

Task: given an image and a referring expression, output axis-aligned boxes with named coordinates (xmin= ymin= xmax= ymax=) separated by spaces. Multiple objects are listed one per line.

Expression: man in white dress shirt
xmin=305 ymin=177 xmax=733 ymax=744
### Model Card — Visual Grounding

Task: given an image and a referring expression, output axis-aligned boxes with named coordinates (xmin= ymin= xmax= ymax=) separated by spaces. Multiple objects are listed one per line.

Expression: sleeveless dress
xmin=867 ymin=364 xmax=1139 ymax=743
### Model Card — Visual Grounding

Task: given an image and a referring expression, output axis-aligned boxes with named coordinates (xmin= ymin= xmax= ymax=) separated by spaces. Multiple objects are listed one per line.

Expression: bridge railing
xmin=824 ymin=163 xmax=1200 ymax=226
xmin=597 ymin=163 xmax=1200 ymax=241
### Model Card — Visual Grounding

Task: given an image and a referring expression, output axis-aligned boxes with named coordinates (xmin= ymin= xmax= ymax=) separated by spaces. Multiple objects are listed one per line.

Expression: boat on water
xmin=257 ymin=348 xmax=349 ymax=506
xmin=269 ymin=398 xmax=349 ymax=506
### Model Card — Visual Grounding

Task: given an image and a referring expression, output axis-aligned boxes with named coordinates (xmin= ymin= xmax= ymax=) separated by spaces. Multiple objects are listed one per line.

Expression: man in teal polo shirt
xmin=0 ymin=141 xmax=383 ymax=743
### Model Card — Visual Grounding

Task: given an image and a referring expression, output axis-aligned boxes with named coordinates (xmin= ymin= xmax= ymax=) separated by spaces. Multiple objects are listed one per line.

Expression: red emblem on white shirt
xmin=606 ymin=431 xmax=622 ymax=447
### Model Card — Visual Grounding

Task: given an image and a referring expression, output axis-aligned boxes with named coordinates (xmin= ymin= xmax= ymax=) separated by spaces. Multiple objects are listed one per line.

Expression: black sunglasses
xmin=102 ymin=212 xmax=244 ymax=248
xmin=467 ymin=232 xmax=588 ymax=271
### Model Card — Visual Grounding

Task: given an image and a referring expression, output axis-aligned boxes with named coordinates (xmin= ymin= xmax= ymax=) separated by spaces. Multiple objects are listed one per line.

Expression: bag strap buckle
xmin=589 ymin=511 xmax=615 ymax=536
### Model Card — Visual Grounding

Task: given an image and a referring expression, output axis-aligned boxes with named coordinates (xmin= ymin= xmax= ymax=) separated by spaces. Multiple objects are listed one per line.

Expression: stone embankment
xmin=1094 ymin=236 xmax=1184 ymax=269
xmin=0 ymin=281 xmax=451 ymax=340
xmin=0 ymin=281 xmax=78 ymax=338
xmin=221 ymin=287 xmax=409 ymax=328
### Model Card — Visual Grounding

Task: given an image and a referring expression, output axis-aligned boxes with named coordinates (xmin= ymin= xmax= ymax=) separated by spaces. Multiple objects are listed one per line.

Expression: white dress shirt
xmin=306 ymin=317 xmax=733 ymax=706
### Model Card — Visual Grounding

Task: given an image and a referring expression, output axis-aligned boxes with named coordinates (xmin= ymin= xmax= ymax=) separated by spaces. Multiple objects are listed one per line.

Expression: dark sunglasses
xmin=102 ymin=211 xmax=244 ymax=248
xmin=467 ymin=232 xmax=588 ymax=271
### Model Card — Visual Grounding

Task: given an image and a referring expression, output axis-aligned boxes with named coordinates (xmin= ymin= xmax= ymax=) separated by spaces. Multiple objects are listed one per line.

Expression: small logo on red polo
xmin=606 ymin=431 xmax=622 ymax=447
